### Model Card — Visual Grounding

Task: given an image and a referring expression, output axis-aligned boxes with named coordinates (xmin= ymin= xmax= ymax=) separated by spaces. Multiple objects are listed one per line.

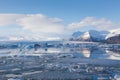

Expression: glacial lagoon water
xmin=0 ymin=42 xmax=120 ymax=80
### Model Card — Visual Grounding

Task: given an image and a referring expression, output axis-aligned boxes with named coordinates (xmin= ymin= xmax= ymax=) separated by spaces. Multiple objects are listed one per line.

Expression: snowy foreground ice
xmin=0 ymin=41 xmax=120 ymax=80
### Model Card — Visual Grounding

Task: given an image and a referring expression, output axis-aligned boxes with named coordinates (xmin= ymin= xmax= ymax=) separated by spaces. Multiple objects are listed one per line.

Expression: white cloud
xmin=0 ymin=14 xmax=26 ymax=26
xmin=0 ymin=14 xmax=65 ymax=40
xmin=0 ymin=14 xmax=65 ymax=34
xmin=0 ymin=14 xmax=119 ymax=40
xmin=68 ymin=17 xmax=116 ymax=31
xmin=18 ymin=14 xmax=65 ymax=34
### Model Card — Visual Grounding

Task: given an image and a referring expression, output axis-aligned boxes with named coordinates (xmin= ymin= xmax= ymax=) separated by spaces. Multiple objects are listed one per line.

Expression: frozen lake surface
xmin=0 ymin=41 xmax=120 ymax=80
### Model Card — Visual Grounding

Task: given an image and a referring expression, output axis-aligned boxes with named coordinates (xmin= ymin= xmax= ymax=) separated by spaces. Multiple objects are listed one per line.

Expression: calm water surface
xmin=0 ymin=46 xmax=120 ymax=80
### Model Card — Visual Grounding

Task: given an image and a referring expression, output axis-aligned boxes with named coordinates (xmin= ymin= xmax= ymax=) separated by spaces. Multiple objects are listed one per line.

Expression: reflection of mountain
xmin=80 ymin=48 xmax=91 ymax=58
xmin=0 ymin=40 xmax=119 ymax=60
xmin=106 ymin=49 xmax=120 ymax=58
xmin=89 ymin=48 xmax=120 ymax=60
xmin=73 ymin=47 xmax=120 ymax=60
xmin=70 ymin=48 xmax=91 ymax=58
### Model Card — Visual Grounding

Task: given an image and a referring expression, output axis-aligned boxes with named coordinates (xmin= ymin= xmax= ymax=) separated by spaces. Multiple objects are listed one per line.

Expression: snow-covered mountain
xmin=71 ymin=30 xmax=109 ymax=42
xmin=0 ymin=29 xmax=120 ymax=44
xmin=71 ymin=29 xmax=120 ymax=43
xmin=106 ymin=29 xmax=120 ymax=44
xmin=80 ymin=31 xmax=91 ymax=41
xmin=106 ymin=28 xmax=120 ymax=39
xmin=71 ymin=31 xmax=91 ymax=41
xmin=72 ymin=31 xmax=83 ymax=38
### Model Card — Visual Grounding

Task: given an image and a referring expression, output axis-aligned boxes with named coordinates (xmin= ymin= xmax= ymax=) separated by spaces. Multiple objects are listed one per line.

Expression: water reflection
xmin=47 ymin=47 xmax=120 ymax=60
xmin=0 ymin=47 xmax=120 ymax=80
xmin=1 ymin=47 xmax=119 ymax=60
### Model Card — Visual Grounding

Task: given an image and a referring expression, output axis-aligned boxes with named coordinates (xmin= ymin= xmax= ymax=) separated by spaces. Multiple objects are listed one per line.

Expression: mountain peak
xmin=106 ymin=29 xmax=120 ymax=39
xmin=71 ymin=29 xmax=120 ymax=43
xmin=82 ymin=31 xmax=91 ymax=40
xmin=71 ymin=30 xmax=109 ymax=42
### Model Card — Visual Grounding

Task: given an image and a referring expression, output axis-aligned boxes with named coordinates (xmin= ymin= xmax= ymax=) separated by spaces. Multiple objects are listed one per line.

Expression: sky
xmin=0 ymin=0 xmax=120 ymax=40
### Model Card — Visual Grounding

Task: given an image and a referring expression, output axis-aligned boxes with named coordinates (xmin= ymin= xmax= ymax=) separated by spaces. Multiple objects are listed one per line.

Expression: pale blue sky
xmin=0 ymin=0 xmax=120 ymax=22
xmin=0 ymin=0 xmax=120 ymax=39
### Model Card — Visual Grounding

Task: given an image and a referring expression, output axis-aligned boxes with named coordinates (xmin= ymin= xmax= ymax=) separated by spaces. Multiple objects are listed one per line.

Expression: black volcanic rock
xmin=106 ymin=34 xmax=120 ymax=44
